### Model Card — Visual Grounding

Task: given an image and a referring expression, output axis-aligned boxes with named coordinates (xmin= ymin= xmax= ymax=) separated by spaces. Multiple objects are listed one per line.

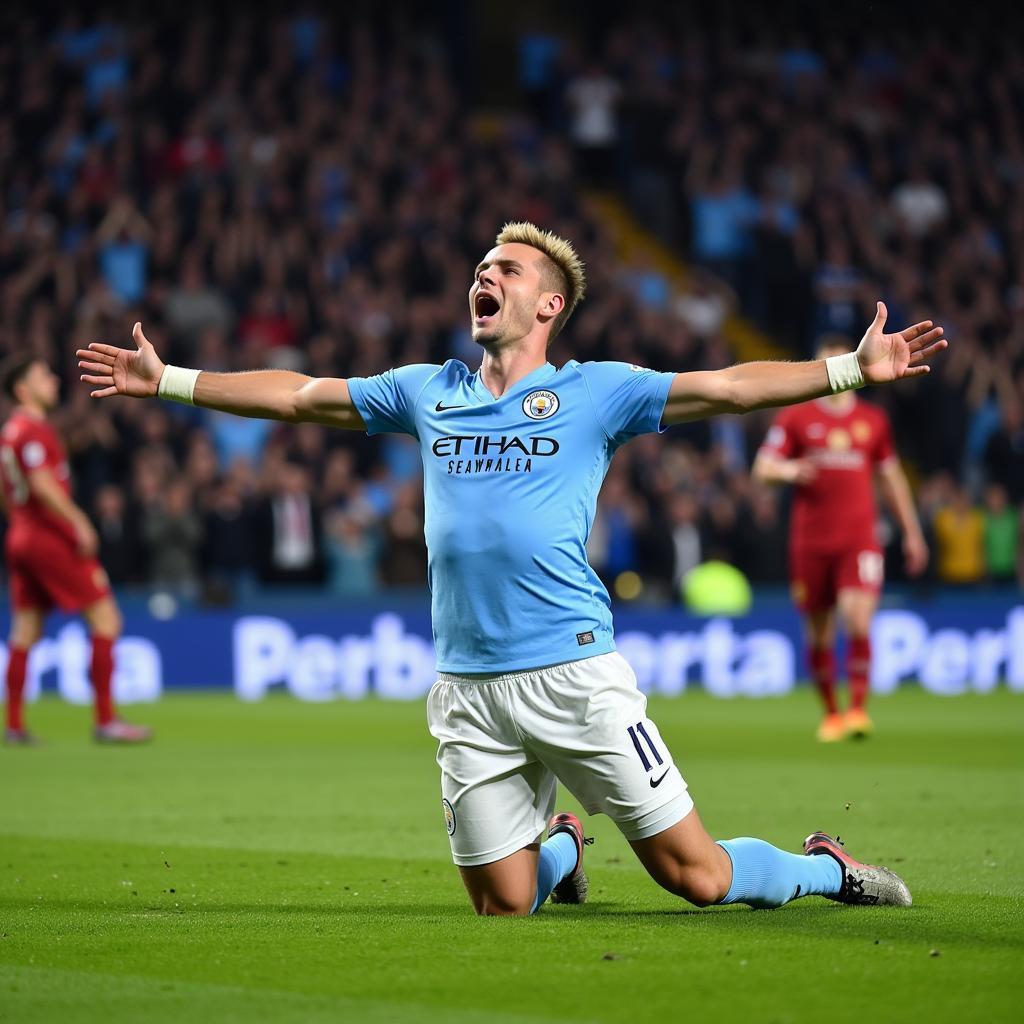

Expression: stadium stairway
xmin=586 ymin=194 xmax=932 ymax=491
xmin=584 ymin=192 xmax=786 ymax=364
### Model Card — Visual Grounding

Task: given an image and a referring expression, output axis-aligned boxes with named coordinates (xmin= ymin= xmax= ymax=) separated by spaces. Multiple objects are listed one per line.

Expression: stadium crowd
xmin=0 ymin=7 xmax=1020 ymax=604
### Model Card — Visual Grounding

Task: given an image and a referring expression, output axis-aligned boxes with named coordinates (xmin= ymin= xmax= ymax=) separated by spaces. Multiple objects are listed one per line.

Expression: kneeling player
xmin=1 ymin=356 xmax=151 ymax=745
xmin=753 ymin=337 xmax=928 ymax=741
xmin=80 ymin=225 xmax=945 ymax=914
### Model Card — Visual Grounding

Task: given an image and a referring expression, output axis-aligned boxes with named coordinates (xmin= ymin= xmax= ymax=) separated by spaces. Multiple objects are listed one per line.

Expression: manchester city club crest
xmin=523 ymin=390 xmax=559 ymax=420
xmin=443 ymin=798 xmax=456 ymax=836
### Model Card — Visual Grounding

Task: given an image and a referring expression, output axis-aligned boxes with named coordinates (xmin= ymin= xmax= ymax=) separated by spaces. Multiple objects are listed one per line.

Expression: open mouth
xmin=474 ymin=292 xmax=500 ymax=322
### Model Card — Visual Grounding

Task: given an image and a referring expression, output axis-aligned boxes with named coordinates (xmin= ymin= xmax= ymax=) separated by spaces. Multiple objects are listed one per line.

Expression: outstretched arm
xmin=663 ymin=302 xmax=946 ymax=424
xmin=77 ymin=323 xmax=366 ymax=430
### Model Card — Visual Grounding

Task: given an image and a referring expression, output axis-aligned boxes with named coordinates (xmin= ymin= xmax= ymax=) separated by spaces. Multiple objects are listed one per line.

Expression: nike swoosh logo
xmin=649 ymin=768 xmax=670 ymax=788
xmin=435 ymin=402 xmax=467 ymax=412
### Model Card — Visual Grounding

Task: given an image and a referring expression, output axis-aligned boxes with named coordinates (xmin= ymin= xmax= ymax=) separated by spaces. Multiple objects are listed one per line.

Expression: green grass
xmin=1 ymin=688 xmax=1022 ymax=1024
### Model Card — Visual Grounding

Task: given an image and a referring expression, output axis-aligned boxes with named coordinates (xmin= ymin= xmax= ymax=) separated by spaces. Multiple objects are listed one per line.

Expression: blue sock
xmin=716 ymin=837 xmax=842 ymax=909
xmin=530 ymin=833 xmax=578 ymax=914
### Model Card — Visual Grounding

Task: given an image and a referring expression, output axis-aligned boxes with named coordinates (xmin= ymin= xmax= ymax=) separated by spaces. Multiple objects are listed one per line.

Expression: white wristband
xmin=157 ymin=365 xmax=201 ymax=405
xmin=825 ymin=352 xmax=865 ymax=394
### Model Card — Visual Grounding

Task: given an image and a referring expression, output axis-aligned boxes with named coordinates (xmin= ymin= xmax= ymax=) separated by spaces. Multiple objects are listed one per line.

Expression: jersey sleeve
xmin=577 ymin=362 xmax=675 ymax=445
xmin=345 ymin=364 xmax=440 ymax=437
xmin=871 ymin=408 xmax=897 ymax=465
xmin=15 ymin=424 xmax=54 ymax=474
xmin=758 ymin=408 xmax=800 ymax=459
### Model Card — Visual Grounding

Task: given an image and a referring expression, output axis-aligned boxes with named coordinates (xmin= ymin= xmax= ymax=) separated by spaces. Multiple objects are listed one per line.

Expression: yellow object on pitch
xmin=682 ymin=560 xmax=752 ymax=617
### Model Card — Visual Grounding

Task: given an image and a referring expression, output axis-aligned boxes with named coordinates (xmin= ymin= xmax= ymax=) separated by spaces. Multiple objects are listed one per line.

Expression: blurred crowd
xmin=0 ymin=7 xmax=1020 ymax=603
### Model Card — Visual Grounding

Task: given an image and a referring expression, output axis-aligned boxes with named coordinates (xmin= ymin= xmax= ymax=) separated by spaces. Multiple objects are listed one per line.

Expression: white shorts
xmin=426 ymin=651 xmax=693 ymax=867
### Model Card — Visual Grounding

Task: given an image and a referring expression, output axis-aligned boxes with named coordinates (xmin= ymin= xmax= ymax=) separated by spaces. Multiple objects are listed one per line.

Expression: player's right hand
xmin=76 ymin=322 xmax=165 ymax=399
xmin=72 ymin=514 xmax=99 ymax=558
xmin=788 ymin=459 xmax=817 ymax=484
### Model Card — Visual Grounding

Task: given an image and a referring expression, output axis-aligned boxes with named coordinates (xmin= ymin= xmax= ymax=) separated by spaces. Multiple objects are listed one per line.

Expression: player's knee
xmin=11 ymin=628 xmax=39 ymax=648
xmin=806 ymin=621 xmax=834 ymax=649
xmin=107 ymin=602 xmax=123 ymax=634
xmin=654 ymin=864 xmax=729 ymax=907
xmin=10 ymin=616 xmax=42 ymax=648
xmin=838 ymin=599 xmax=874 ymax=638
xmin=474 ymin=893 xmax=533 ymax=917
xmin=842 ymin=620 xmax=869 ymax=641
xmin=678 ymin=872 xmax=729 ymax=908
xmin=849 ymin=616 xmax=871 ymax=639
xmin=87 ymin=601 xmax=122 ymax=638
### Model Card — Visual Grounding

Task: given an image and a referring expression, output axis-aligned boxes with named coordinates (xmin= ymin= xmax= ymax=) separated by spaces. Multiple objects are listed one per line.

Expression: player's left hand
xmin=903 ymin=532 xmax=929 ymax=577
xmin=856 ymin=302 xmax=947 ymax=385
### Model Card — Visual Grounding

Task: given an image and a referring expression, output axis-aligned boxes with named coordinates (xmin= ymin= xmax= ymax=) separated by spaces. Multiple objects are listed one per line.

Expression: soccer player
xmin=78 ymin=223 xmax=945 ymax=915
xmin=0 ymin=355 xmax=151 ymax=745
xmin=753 ymin=336 xmax=929 ymax=742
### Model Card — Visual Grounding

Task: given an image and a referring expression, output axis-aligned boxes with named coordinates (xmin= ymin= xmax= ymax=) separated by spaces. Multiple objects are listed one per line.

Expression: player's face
xmin=20 ymin=362 xmax=60 ymax=411
xmin=468 ymin=243 xmax=549 ymax=348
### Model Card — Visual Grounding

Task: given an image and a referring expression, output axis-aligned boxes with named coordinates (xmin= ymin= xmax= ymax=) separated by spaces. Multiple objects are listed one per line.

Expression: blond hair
xmin=495 ymin=221 xmax=586 ymax=340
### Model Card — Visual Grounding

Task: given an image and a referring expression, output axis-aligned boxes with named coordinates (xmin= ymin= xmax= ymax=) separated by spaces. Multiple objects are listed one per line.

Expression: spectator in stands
xmin=674 ymin=275 xmax=728 ymax=342
xmin=735 ymin=486 xmax=788 ymax=584
xmin=323 ymin=509 xmax=381 ymax=598
xmin=163 ymin=253 xmax=233 ymax=346
xmin=93 ymin=484 xmax=141 ymax=585
xmin=201 ymin=478 xmax=253 ymax=602
xmin=984 ymin=376 xmax=1024 ymax=503
xmin=95 ymin=195 xmax=152 ymax=305
xmin=982 ymin=484 xmax=1021 ymax=585
xmin=379 ymin=482 xmax=427 ymax=587
xmin=588 ymin=472 xmax=642 ymax=586
xmin=688 ymin=167 xmax=757 ymax=295
xmin=141 ymin=478 xmax=204 ymax=596
xmin=933 ymin=486 xmax=986 ymax=586
xmin=0 ymin=8 xmax=1019 ymax=606
xmin=891 ymin=162 xmax=949 ymax=239
xmin=701 ymin=493 xmax=741 ymax=566
xmin=252 ymin=462 xmax=325 ymax=586
xmin=666 ymin=492 xmax=702 ymax=597
xmin=812 ymin=243 xmax=864 ymax=338
xmin=565 ymin=62 xmax=622 ymax=185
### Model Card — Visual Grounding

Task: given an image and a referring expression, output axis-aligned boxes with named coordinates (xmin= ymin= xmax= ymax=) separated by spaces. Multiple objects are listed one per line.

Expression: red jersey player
xmin=753 ymin=337 xmax=928 ymax=742
xmin=0 ymin=355 xmax=151 ymax=745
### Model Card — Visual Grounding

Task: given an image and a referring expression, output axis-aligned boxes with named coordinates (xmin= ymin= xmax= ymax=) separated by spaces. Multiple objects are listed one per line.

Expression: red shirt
xmin=0 ymin=411 xmax=75 ymax=547
xmin=758 ymin=397 xmax=896 ymax=552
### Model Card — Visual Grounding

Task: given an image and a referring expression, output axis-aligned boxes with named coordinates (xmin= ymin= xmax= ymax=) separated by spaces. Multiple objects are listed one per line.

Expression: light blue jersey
xmin=347 ymin=360 xmax=674 ymax=672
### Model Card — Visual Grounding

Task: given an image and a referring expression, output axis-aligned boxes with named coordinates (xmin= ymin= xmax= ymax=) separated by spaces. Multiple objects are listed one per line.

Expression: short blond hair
xmin=495 ymin=221 xmax=586 ymax=340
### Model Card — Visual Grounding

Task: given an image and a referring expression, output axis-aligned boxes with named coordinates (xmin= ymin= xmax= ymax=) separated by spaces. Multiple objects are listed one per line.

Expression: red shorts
xmin=6 ymin=530 xmax=111 ymax=613
xmin=789 ymin=543 xmax=884 ymax=614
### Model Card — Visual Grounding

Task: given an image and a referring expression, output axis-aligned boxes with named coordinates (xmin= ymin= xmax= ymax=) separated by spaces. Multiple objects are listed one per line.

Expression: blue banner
xmin=2 ymin=593 xmax=1022 ymax=704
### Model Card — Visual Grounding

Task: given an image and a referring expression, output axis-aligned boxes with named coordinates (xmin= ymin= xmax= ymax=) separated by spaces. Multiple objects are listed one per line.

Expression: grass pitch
xmin=1 ymin=688 xmax=1021 ymax=1024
